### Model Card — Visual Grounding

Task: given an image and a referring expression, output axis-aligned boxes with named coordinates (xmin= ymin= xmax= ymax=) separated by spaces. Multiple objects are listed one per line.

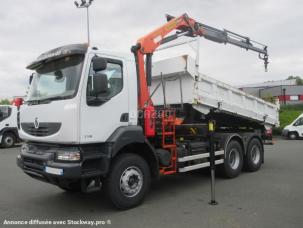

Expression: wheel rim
xmin=289 ymin=134 xmax=296 ymax=139
xmin=228 ymin=149 xmax=240 ymax=170
xmin=120 ymin=166 xmax=143 ymax=198
xmin=251 ymin=145 xmax=261 ymax=165
xmin=5 ymin=136 xmax=13 ymax=147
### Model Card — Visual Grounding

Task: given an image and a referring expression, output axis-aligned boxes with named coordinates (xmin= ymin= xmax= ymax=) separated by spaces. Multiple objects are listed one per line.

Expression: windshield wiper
xmin=44 ymin=95 xmax=69 ymax=101
xmin=27 ymin=95 xmax=69 ymax=105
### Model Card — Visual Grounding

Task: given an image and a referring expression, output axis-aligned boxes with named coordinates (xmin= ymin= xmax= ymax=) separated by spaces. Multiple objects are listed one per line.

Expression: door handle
xmin=5 ymin=124 xmax=9 ymax=127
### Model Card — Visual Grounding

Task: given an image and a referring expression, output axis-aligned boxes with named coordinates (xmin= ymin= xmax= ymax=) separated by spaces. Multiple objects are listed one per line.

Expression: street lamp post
xmin=74 ymin=0 xmax=94 ymax=45
xmin=283 ymin=88 xmax=286 ymax=105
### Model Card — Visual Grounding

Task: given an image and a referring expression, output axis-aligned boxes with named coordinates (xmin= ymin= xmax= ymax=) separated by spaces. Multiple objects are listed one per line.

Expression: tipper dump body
xmin=151 ymin=55 xmax=279 ymax=128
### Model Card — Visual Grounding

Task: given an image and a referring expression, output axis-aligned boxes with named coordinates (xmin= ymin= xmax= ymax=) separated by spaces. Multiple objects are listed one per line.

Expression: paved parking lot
xmin=0 ymin=139 xmax=303 ymax=228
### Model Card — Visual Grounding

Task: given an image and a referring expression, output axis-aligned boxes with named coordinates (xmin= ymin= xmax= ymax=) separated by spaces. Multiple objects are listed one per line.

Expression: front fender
xmin=106 ymin=126 xmax=159 ymax=178
xmin=107 ymin=126 xmax=145 ymax=157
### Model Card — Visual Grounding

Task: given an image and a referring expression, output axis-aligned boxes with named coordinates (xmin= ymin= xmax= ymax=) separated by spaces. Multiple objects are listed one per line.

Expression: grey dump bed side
xmin=151 ymin=55 xmax=279 ymax=128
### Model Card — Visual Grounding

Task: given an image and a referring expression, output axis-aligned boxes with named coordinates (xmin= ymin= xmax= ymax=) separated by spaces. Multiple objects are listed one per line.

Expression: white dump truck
xmin=0 ymin=105 xmax=20 ymax=148
xmin=17 ymin=14 xmax=278 ymax=209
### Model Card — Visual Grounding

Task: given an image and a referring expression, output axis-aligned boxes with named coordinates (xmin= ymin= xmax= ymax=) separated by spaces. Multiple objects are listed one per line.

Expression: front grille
xmin=23 ymin=157 xmax=44 ymax=166
xmin=23 ymin=157 xmax=44 ymax=172
xmin=21 ymin=122 xmax=61 ymax=137
xmin=24 ymin=126 xmax=50 ymax=136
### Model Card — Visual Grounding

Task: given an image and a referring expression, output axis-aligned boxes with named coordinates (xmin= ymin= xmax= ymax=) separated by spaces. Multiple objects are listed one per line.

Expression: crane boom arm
xmin=131 ymin=14 xmax=202 ymax=109
xmin=131 ymin=13 xmax=268 ymax=109
xmin=199 ymin=23 xmax=267 ymax=54
xmin=198 ymin=23 xmax=268 ymax=68
xmin=131 ymin=13 xmax=269 ymax=137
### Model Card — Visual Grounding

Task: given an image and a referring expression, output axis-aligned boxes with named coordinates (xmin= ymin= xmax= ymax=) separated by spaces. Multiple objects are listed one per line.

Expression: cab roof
xmin=26 ymin=43 xmax=134 ymax=70
xmin=26 ymin=43 xmax=88 ymax=70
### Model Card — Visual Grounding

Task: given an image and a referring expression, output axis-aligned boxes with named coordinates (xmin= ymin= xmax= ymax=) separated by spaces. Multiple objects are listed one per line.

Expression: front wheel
xmin=1 ymin=133 xmax=16 ymax=148
xmin=288 ymin=132 xmax=298 ymax=140
xmin=105 ymin=153 xmax=151 ymax=209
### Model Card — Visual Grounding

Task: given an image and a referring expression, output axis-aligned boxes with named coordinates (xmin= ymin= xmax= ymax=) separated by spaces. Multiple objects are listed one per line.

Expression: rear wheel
xmin=288 ymin=132 xmax=298 ymax=140
xmin=1 ymin=133 xmax=16 ymax=148
xmin=245 ymin=138 xmax=263 ymax=172
xmin=105 ymin=153 xmax=151 ymax=209
xmin=222 ymin=140 xmax=243 ymax=178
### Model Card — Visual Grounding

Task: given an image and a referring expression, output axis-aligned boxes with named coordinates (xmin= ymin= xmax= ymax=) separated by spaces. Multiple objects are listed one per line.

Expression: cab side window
xmin=86 ymin=59 xmax=123 ymax=106
xmin=0 ymin=107 xmax=12 ymax=122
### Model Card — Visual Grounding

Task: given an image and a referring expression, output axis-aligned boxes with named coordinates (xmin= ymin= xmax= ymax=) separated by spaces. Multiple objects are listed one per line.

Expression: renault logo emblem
xmin=34 ymin=117 xmax=40 ymax=129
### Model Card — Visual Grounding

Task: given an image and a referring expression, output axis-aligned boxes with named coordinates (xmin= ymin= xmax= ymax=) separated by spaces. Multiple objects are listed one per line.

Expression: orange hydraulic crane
xmin=131 ymin=13 xmax=269 ymax=138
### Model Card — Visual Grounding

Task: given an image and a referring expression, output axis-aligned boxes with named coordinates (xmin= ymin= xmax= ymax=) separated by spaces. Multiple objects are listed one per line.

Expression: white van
xmin=0 ymin=105 xmax=19 ymax=148
xmin=282 ymin=113 xmax=303 ymax=139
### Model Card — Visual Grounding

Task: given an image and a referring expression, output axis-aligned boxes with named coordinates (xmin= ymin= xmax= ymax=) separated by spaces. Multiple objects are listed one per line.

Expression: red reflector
xmin=12 ymin=98 xmax=23 ymax=107
xmin=266 ymin=128 xmax=272 ymax=136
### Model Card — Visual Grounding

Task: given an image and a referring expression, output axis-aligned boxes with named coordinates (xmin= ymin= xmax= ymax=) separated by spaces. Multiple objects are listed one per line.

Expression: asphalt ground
xmin=0 ymin=139 xmax=302 ymax=228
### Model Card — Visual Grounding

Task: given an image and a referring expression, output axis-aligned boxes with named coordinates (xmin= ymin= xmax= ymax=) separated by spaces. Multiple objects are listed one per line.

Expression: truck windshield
xmin=27 ymin=54 xmax=84 ymax=103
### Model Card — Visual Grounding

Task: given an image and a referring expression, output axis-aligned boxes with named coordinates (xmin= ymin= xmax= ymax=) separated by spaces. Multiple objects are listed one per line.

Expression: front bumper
xmin=17 ymin=143 xmax=111 ymax=184
xmin=281 ymin=129 xmax=289 ymax=137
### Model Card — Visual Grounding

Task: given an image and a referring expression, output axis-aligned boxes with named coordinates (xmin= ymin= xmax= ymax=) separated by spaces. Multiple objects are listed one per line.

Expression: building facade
xmin=239 ymin=80 xmax=303 ymax=105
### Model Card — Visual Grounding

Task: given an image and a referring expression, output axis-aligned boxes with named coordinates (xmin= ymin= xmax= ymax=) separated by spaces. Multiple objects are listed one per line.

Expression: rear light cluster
xmin=266 ymin=128 xmax=272 ymax=136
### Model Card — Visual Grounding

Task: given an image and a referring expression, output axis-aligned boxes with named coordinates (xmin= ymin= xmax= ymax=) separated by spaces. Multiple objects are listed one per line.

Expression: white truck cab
xmin=19 ymin=44 xmax=138 ymax=144
xmin=282 ymin=113 xmax=303 ymax=139
xmin=17 ymin=44 xmax=149 ymax=205
xmin=0 ymin=105 xmax=19 ymax=148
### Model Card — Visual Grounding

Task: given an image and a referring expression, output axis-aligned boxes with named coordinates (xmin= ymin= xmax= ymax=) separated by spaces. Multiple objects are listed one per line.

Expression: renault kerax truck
xmin=17 ymin=14 xmax=279 ymax=209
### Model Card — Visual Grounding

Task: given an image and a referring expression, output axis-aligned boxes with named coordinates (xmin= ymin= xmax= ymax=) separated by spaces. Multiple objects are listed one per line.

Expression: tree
xmin=287 ymin=76 xmax=303 ymax=85
xmin=0 ymin=99 xmax=11 ymax=105
xmin=262 ymin=94 xmax=277 ymax=104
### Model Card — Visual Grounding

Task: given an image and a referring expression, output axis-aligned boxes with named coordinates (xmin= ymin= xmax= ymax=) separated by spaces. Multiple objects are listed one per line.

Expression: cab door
xmin=80 ymin=54 xmax=129 ymax=143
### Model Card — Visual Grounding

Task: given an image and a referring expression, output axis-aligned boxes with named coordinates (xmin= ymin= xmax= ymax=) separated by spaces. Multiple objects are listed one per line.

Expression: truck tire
xmin=245 ymin=138 xmax=263 ymax=172
xmin=288 ymin=132 xmax=298 ymax=140
xmin=105 ymin=153 xmax=151 ymax=209
xmin=223 ymin=140 xmax=243 ymax=178
xmin=1 ymin=133 xmax=16 ymax=148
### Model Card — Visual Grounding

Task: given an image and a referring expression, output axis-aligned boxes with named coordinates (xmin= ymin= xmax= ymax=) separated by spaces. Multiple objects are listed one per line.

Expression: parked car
xmin=282 ymin=113 xmax=303 ymax=139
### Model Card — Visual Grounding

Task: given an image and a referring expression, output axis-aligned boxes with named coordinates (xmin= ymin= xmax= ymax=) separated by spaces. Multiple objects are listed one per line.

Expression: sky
xmin=0 ymin=0 xmax=302 ymax=99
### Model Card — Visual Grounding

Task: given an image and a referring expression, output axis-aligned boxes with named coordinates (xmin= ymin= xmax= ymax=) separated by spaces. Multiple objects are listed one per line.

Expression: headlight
xmin=56 ymin=151 xmax=81 ymax=161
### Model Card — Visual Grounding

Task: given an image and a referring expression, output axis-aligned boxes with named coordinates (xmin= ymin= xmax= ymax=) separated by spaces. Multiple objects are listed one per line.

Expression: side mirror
xmin=93 ymin=73 xmax=109 ymax=95
xmin=93 ymin=57 xmax=107 ymax=72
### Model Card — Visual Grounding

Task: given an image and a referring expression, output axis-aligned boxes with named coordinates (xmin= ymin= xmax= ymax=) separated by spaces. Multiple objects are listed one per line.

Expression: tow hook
xmin=81 ymin=177 xmax=102 ymax=193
